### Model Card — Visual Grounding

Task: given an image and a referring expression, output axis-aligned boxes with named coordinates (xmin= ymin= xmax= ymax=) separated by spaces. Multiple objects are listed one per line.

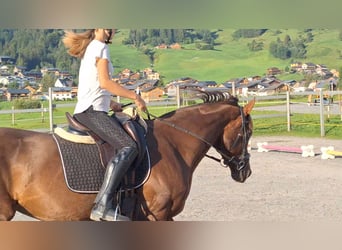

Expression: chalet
xmin=143 ymin=68 xmax=160 ymax=80
xmin=246 ymin=80 xmax=268 ymax=92
xmin=259 ymin=82 xmax=287 ymax=95
xmin=130 ymin=72 xmax=141 ymax=80
xmin=5 ymin=88 xmax=30 ymax=101
xmin=316 ymin=78 xmax=338 ymax=90
xmin=24 ymin=71 xmax=43 ymax=80
xmin=226 ymin=77 xmax=248 ymax=85
xmin=71 ymin=87 xmax=78 ymax=98
xmin=267 ymin=67 xmax=282 ymax=76
xmin=51 ymin=87 xmax=73 ymax=100
xmin=301 ymin=62 xmax=316 ymax=73
xmin=282 ymin=80 xmax=297 ymax=87
xmin=196 ymin=81 xmax=217 ymax=88
xmin=155 ymin=44 xmax=168 ymax=49
xmin=0 ymin=56 xmax=15 ymax=65
xmin=261 ymin=77 xmax=281 ymax=86
xmin=0 ymin=65 xmax=10 ymax=75
xmin=24 ymin=85 xmax=38 ymax=96
xmin=170 ymin=43 xmax=181 ymax=49
xmin=13 ymin=66 xmax=27 ymax=76
xmin=41 ymin=67 xmax=60 ymax=76
xmin=165 ymin=77 xmax=198 ymax=96
xmin=141 ymin=86 xmax=164 ymax=102
xmin=118 ymin=78 xmax=132 ymax=85
xmin=290 ymin=62 xmax=302 ymax=72
xmin=0 ymin=76 xmax=10 ymax=86
xmin=330 ymin=69 xmax=340 ymax=78
xmin=219 ymin=82 xmax=242 ymax=90
xmin=55 ymin=78 xmax=73 ymax=87
xmin=248 ymin=75 xmax=262 ymax=81
xmin=141 ymin=79 xmax=159 ymax=89
xmin=121 ymin=68 xmax=133 ymax=78
xmin=58 ymin=71 xmax=72 ymax=78
xmin=122 ymin=79 xmax=159 ymax=92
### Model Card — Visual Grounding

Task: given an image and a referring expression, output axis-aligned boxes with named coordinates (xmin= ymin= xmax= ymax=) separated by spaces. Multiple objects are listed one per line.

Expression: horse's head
xmin=215 ymin=99 xmax=255 ymax=183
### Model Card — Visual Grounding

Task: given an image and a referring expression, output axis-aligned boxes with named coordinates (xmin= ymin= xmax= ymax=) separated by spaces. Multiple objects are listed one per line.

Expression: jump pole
xmin=320 ymin=146 xmax=342 ymax=160
xmin=257 ymin=142 xmax=315 ymax=157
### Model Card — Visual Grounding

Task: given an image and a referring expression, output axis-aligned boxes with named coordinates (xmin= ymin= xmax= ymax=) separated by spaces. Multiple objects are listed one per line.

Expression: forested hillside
xmin=1 ymin=29 xmax=342 ymax=83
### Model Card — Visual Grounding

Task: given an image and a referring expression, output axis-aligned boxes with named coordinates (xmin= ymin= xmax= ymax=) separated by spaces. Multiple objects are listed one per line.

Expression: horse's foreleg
xmin=142 ymin=191 xmax=174 ymax=221
xmin=0 ymin=194 xmax=16 ymax=221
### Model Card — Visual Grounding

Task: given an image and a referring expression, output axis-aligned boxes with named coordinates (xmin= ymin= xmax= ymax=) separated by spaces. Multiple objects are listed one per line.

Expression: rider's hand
xmin=109 ymin=101 xmax=123 ymax=112
xmin=134 ymin=94 xmax=147 ymax=112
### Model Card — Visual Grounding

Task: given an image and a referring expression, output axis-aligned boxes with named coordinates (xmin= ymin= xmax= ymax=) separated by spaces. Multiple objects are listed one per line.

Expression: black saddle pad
xmin=52 ymin=134 xmax=150 ymax=193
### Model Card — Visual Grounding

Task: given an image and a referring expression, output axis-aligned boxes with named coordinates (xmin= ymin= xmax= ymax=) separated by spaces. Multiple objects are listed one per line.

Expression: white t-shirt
xmin=74 ymin=39 xmax=114 ymax=114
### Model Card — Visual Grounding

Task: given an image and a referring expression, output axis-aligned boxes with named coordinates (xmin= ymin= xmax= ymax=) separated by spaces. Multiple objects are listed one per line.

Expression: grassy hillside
xmin=109 ymin=29 xmax=342 ymax=84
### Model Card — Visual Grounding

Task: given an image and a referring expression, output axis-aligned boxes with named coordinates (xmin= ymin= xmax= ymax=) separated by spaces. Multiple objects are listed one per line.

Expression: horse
xmin=0 ymin=91 xmax=255 ymax=221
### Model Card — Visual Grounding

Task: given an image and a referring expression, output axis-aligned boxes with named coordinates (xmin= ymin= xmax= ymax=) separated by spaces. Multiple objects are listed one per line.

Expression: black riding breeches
xmin=74 ymin=106 xmax=137 ymax=150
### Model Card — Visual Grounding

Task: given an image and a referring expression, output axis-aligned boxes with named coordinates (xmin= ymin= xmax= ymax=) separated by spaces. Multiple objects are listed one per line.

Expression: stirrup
xmin=90 ymin=190 xmax=131 ymax=221
xmin=90 ymin=205 xmax=131 ymax=221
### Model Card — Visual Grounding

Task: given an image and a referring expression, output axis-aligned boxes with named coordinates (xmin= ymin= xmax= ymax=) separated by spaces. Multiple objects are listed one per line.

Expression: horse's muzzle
xmin=231 ymin=166 xmax=252 ymax=183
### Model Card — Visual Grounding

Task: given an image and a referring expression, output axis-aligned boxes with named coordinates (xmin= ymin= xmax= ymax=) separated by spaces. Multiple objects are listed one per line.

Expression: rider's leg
xmin=90 ymin=146 xmax=138 ymax=221
xmin=74 ymin=108 xmax=138 ymax=221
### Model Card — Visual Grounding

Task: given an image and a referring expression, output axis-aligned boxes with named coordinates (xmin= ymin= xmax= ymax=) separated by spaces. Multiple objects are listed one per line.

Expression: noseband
xmin=144 ymin=106 xmax=250 ymax=171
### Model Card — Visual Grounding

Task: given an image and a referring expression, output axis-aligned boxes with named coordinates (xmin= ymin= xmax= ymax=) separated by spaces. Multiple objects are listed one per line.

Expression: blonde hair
xmin=62 ymin=29 xmax=95 ymax=58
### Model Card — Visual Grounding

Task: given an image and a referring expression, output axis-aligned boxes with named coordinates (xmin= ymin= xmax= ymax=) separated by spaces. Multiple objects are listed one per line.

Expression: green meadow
xmin=0 ymin=99 xmax=341 ymax=139
xmin=1 ymin=29 xmax=341 ymax=138
xmin=110 ymin=29 xmax=342 ymax=83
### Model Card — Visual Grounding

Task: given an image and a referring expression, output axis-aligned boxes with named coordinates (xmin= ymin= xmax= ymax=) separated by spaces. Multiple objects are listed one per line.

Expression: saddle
xmin=65 ymin=111 xmax=147 ymax=170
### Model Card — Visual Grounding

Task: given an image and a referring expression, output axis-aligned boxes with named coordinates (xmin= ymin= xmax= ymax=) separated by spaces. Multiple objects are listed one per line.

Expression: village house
xmin=301 ymin=62 xmax=316 ymax=73
xmin=13 ymin=66 xmax=27 ymax=76
xmin=5 ymin=88 xmax=30 ymax=101
xmin=267 ymin=67 xmax=282 ymax=76
xmin=120 ymin=68 xmax=133 ymax=78
xmin=0 ymin=56 xmax=15 ymax=65
xmin=0 ymin=65 xmax=10 ymax=76
xmin=141 ymin=86 xmax=164 ymax=102
xmin=54 ymin=78 xmax=73 ymax=88
xmin=155 ymin=44 xmax=168 ymax=49
xmin=50 ymin=87 xmax=73 ymax=100
xmin=165 ymin=77 xmax=198 ymax=96
xmin=24 ymin=85 xmax=38 ymax=96
xmin=290 ymin=62 xmax=303 ymax=72
xmin=40 ymin=67 xmax=60 ymax=76
xmin=170 ymin=43 xmax=181 ymax=49
xmin=143 ymin=68 xmax=160 ymax=80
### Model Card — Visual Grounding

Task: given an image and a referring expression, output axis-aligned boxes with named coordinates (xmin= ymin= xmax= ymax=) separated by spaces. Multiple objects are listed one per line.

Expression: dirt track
xmin=13 ymin=135 xmax=342 ymax=221
xmin=175 ymin=135 xmax=342 ymax=221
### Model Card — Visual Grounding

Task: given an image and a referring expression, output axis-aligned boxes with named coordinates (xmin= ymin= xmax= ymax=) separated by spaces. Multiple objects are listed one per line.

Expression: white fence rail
xmin=1 ymin=87 xmax=342 ymax=137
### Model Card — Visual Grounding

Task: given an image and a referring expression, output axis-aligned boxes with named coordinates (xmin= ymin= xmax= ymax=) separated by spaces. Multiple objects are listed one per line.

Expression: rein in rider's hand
xmin=134 ymin=94 xmax=147 ymax=112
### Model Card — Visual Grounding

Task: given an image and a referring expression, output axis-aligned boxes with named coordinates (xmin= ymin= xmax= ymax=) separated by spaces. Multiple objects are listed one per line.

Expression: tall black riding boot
xmin=90 ymin=146 xmax=138 ymax=221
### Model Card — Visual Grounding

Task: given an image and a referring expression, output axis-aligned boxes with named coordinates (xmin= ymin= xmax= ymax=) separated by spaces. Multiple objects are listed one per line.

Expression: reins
xmin=143 ymin=107 xmax=248 ymax=168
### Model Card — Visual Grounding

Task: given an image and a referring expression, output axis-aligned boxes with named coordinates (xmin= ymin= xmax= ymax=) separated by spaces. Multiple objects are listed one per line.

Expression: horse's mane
xmin=195 ymin=90 xmax=239 ymax=106
xmin=158 ymin=90 xmax=239 ymax=119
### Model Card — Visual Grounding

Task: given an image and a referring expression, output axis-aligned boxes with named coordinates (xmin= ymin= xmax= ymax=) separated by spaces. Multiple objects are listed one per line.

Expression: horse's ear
xmin=243 ymin=98 xmax=256 ymax=115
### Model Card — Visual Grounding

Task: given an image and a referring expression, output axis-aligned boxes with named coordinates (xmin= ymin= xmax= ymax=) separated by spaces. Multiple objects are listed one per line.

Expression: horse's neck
xmin=151 ymin=104 xmax=236 ymax=169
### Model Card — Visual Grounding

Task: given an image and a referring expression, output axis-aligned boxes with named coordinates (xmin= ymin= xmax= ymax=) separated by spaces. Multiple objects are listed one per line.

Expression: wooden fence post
xmin=11 ymin=106 xmax=15 ymax=126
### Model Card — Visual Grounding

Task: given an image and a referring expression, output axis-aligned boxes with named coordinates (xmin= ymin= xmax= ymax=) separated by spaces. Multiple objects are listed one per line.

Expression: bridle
xmin=203 ymin=106 xmax=250 ymax=171
xmin=144 ymin=106 xmax=250 ymax=171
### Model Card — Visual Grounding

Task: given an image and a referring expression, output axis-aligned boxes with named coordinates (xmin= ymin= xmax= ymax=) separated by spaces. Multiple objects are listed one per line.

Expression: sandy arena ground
xmin=13 ymin=135 xmax=342 ymax=222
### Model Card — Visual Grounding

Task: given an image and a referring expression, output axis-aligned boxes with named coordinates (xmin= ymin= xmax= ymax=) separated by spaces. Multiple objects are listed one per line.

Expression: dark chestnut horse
xmin=0 ymin=92 xmax=255 ymax=221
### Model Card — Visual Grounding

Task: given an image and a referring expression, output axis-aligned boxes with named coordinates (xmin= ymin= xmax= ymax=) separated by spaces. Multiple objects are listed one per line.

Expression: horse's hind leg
xmin=0 ymin=193 xmax=16 ymax=221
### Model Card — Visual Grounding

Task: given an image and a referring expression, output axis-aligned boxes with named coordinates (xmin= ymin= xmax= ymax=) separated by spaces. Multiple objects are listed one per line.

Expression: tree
xmin=41 ymin=73 xmax=56 ymax=92
xmin=247 ymin=39 xmax=263 ymax=51
xmin=284 ymin=35 xmax=291 ymax=45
